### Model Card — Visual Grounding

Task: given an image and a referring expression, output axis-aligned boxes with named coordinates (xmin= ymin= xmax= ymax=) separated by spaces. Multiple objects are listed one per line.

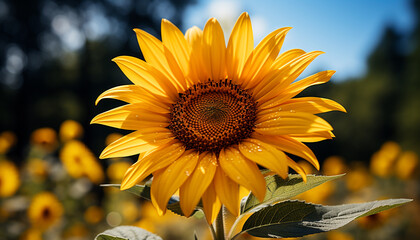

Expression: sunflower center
xmin=168 ymin=79 xmax=257 ymax=152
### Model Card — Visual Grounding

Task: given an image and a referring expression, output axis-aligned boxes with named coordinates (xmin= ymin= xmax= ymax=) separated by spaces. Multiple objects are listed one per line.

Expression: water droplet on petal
xmin=289 ymin=110 xmax=296 ymax=113
xmin=185 ymin=171 xmax=190 ymax=176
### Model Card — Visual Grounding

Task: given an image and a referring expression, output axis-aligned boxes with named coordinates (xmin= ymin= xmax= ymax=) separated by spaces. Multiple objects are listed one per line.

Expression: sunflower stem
xmin=215 ymin=207 xmax=225 ymax=240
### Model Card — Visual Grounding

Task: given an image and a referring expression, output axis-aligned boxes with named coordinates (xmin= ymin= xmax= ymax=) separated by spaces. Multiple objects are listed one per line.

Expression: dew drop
xmin=289 ymin=110 xmax=296 ymax=113
xmin=185 ymin=171 xmax=191 ymax=176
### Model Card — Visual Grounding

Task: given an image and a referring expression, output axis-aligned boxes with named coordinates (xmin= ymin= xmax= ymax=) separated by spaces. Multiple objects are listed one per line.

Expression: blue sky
xmin=183 ymin=0 xmax=415 ymax=81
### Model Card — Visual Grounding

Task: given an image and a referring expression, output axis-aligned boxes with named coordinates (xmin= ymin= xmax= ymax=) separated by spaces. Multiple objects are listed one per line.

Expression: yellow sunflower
xmin=27 ymin=192 xmax=63 ymax=230
xmin=60 ymin=140 xmax=104 ymax=183
xmin=0 ymin=160 xmax=20 ymax=197
xmin=92 ymin=12 xmax=345 ymax=223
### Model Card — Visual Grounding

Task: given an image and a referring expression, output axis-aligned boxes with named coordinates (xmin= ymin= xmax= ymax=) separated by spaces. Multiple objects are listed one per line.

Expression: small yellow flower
xmin=297 ymin=180 xmax=335 ymax=204
xmin=107 ymin=161 xmax=131 ymax=182
xmin=62 ymin=222 xmax=89 ymax=239
xmin=60 ymin=140 xmax=104 ymax=183
xmin=30 ymin=128 xmax=58 ymax=152
xmin=25 ymin=158 xmax=48 ymax=180
xmin=27 ymin=192 xmax=63 ymax=230
xmin=92 ymin=12 xmax=345 ymax=222
xmin=19 ymin=228 xmax=43 ymax=240
xmin=0 ymin=160 xmax=20 ymax=197
xmin=370 ymin=141 xmax=400 ymax=177
xmin=0 ymin=131 xmax=17 ymax=154
xmin=323 ymin=156 xmax=347 ymax=175
xmin=59 ymin=120 xmax=84 ymax=142
xmin=326 ymin=231 xmax=354 ymax=240
xmin=84 ymin=205 xmax=104 ymax=224
xmin=395 ymin=151 xmax=419 ymax=180
xmin=346 ymin=163 xmax=372 ymax=192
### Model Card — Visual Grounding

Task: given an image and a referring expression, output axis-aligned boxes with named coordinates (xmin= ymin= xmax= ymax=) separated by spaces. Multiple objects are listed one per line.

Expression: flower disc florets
xmin=168 ymin=79 xmax=257 ymax=152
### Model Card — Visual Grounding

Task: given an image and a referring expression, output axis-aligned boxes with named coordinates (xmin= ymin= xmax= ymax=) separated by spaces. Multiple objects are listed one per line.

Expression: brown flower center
xmin=168 ymin=79 xmax=257 ymax=152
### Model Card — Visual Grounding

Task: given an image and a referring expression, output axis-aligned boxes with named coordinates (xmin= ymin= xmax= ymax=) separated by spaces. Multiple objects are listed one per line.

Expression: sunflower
xmin=92 ymin=12 xmax=345 ymax=223
xmin=27 ymin=192 xmax=63 ymax=230
xmin=0 ymin=160 xmax=20 ymax=197
xmin=60 ymin=140 xmax=104 ymax=184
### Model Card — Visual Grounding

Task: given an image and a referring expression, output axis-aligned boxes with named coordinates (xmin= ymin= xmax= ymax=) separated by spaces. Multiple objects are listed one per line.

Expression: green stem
xmin=215 ymin=207 xmax=225 ymax=240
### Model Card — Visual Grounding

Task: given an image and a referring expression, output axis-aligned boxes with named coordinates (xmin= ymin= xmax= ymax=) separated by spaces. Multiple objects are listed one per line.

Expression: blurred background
xmin=1 ymin=0 xmax=419 ymax=239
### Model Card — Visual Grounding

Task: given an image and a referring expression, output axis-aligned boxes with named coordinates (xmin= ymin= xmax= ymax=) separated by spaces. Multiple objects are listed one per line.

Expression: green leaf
xmin=241 ymin=174 xmax=344 ymax=213
xmin=101 ymin=184 xmax=196 ymax=216
xmin=240 ymin=198 xmax=412 ymax=238
xmin=95 ymin=226 xmax=162 ymax=240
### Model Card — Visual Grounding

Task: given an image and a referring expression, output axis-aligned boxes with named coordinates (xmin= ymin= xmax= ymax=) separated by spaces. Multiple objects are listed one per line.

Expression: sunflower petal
xmin=286 ymin=156 xmax=307 ymax=182
xmin=239 ymin=139 xmax=288 ymax=179
xmin=214 ymin=167 xmax=240 ymax=216
xmin=241 ymin=27 xmax=291 ymax=89
xmin=260 ymin=97 xmax=346 ymax=115
xmin=260 ymin=70 xmax=335 ymax=109
xmin=95 ymin=85 xmax=172 ymax=108
xmin=290 ymin=131 xmax=335 ymax=142
xmin=255 ymin=112 xmax=333 ymax=135
xmin=180 ymin=152 xmax=217 ymax=217
xmin=133 ymin=29 xmax=186 ymax=91
xmin=219 ymin=147 xmax=266 ymax=202
xmin=185 ymin=26 xmax=206 ymax=84
xmin=91 ymin=104 xmax=169 ymax=130
xmin=99 ymin=129 xmax=173 ymax=159
xmin=113 ymin=56 xmax=179 ymax=100
xmin=272 ymin=49 xmax=306 ymax=69
xmin=202 ymin=181 xmax=222 ymax=224
xmin=161 ymin=19 xmax=191 ymax=82
xmin=202 ymin=18 xmax=226 ymax=81
xmin=252 ymin=134 xmax=320 ymax=170
xmin=253 ymin=51 xmax=324 ymax=103
xmin=120 ymin=141 xmax=185 ymax=190
xmin=226 ymin=12 xmax=253 ymax=82
xmin=151 ymin=150 xmax=199 ymax=215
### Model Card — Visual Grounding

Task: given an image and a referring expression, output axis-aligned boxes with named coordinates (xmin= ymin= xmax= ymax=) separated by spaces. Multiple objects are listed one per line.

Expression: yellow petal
xmin=286 ymin=156 xmax=307 ymax=182
xmin=226 ymin=12 xmax=253 ymax=82
xmin=91 ymin=104 xmax=169 ymax=130
xmin=121 ymin=141 xmax=185 ymax=190
xmin=179 ymin=152 xmax=217 ymax=217
xmin=290 ymin=131 xmax=335 ymax=142
xmin=113 ymin=56 xmax=178 ymax=100
xmin=133 ymin=29 xmax=186 ymax=91
xmin=99 ymin=128 xmax=173 ymax=159
xmin=272 ymin=49 xmax=306 ymax=69
xmin=255 ymin=112 xmax=333 ymax=135
xmin=95 ymin=85 xmax=172 ymax=108
xmin=218 ymin=147 xmax=266 ymax=202
xmin=151 ymin=150 xmax=199 ymax=215
xmin=202 ymin=181 xmax=222 ymax=224
xmin=241 ymin=27 xmax=291 ymax=89
xmin=161 ymin=19 xmax=191 ymax=83
xmin=260 ymin=70 xmax=335 ymax=110
xmin=202 ymin=18 xmax=226 ymax=81
xmin=214 ymin=167 xmax=240 ymax=216
xmin=239 ymin=139 xmax=288 ymax=179
xmin=260 ymin=97 xmax=346 ymax=115
xmin=253 ymin=51 xmax=324 ymax=103
xmin=252 ymin=134 xmax=320 ymax=170
xmin=185 ymin=26 xmax=206 ymax=84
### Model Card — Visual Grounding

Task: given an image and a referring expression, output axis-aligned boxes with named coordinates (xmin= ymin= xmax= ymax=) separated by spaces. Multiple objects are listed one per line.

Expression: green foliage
xmin=239 ymin=198 xmax=412 ymax=238
xmin=95 ymin=226 xmax=162 ymax=240
xmin=241 ymin=174 xmax=344 ymax=214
